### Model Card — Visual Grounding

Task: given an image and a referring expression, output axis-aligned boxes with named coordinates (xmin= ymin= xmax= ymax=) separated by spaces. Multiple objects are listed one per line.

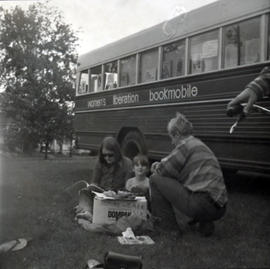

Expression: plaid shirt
xmin=156 ymin=135 xmax=227 ymax=206
xmin=246 ymin=66 xmax=270 ymax=99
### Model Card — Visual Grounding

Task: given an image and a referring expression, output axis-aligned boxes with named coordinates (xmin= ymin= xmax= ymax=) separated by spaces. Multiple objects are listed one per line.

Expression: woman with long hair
xmin=93 ymin=136 xmax=133 ymax=190
xmin=76 ymin=136 xmax=133 ymax=216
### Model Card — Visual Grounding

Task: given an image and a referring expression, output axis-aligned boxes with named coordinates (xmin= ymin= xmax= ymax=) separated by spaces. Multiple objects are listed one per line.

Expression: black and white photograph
xmin=0 ymin=0 xmax=270 ymax=268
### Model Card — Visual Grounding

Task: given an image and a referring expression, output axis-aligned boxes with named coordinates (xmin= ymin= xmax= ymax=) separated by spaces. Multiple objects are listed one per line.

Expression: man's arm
xmin=155 ymin=148 xmax=185 ymax=181
xmin=227 ymin=88 xmax=258 ymax=115
xmin=227 ymin=66 xmax=270 ymax=115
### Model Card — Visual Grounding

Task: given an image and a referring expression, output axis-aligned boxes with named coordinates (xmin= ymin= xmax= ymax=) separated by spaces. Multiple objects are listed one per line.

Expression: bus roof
xmin=77 ymin=0 xmax=270 ymax=71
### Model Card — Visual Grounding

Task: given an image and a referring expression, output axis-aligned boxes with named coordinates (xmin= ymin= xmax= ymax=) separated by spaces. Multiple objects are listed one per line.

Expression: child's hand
xmin=130 ymin=186 xmax=145 ymax=194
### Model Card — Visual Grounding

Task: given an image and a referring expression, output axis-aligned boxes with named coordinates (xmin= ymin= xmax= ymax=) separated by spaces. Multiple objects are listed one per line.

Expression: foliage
xmin=0 ymin=1 xmax=78 ymax=154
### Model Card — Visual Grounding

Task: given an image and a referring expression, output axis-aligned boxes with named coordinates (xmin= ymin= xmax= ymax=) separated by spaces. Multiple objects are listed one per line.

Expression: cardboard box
xmin=92 ymin=196 xmax=148 ymax=225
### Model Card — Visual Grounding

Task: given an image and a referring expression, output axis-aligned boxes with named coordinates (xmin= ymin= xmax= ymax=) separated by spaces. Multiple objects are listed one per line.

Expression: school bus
xmin=74 ymin=0 xmax=270 ymax=174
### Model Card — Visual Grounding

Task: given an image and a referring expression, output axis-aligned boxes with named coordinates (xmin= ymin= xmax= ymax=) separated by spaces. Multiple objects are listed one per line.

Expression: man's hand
xmin=227 ymin=88 xmax=258 ymax=115
xmin=150 ymin=161 xmax=160 ymax=174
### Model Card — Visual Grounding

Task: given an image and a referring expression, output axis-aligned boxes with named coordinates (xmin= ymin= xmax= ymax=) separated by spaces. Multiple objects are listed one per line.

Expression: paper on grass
xmin=122 ymin=227 xmax=136 ymax=239
xmin=118 ymin=227 xmax=154 ymax=245
xmin=117 ymin=235 xmax=155 ymax=245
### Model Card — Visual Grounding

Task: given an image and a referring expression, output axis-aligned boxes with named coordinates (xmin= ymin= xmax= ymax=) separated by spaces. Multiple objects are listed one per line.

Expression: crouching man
xmin=150 ymin=112 xmax=227 ymax=236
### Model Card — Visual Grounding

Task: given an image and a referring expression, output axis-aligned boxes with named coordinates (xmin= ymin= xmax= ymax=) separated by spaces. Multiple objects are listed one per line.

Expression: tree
xmin=0 ymin=1 xmax=78 ymax=157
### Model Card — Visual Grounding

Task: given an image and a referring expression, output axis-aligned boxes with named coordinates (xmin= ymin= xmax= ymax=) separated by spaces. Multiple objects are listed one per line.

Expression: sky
xmin=0 ymin=0 xmax=218 ymax=55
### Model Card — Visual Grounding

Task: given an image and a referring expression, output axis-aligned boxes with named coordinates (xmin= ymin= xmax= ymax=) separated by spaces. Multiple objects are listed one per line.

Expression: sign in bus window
xmin=78 ymin=70 xmax=89 ymax=95
xmin=104 ymin=61 xmax=118 ymax=90
xmin=90 ymin=66 xmax=102 ymax=92
xmin=120 ymin=55 xmax=136 ymax=87
xmin=139 ymin=49 xmax=158 ymax=83
xmin=223 ymin=17 xmax=260 ymax=68
xmin=162 ymin=40 xmax=185 ymax=79
xmin=189 ymin=30 xmax=219 ymax=74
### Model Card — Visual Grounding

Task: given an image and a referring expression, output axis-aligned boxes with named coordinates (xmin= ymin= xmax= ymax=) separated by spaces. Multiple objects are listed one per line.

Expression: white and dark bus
xmin=75 ymin=0 xmax=270 ymax=174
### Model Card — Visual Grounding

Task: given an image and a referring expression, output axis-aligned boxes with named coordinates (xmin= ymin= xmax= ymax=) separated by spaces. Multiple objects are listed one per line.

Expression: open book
xmin=88 ymin=183 xmax=105 ymax=193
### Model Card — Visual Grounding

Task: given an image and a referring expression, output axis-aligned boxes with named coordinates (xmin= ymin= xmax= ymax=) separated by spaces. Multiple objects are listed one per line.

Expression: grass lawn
xmin=0 ymin=153 xmax=270 ymax=269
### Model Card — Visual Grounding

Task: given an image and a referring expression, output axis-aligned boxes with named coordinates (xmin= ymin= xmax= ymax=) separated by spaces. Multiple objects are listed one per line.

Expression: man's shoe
xmin=199 ymin=221 xmax=215 ymax=237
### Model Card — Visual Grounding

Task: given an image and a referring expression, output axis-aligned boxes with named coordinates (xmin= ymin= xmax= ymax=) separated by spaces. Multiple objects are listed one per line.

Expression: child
xmin=125 ymin=154 xmax=150 ymax=197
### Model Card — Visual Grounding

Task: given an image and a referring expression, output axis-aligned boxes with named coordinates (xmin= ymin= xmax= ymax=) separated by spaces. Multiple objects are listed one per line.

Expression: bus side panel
xmin=75 ymin=66 xmax=270 ymax=172
xmin=75 ymin=99 xmax=270 ymax=172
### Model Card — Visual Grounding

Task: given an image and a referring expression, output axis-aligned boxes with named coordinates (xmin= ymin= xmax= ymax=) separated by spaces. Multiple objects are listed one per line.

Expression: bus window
xmin=119 ymin=55 xmax=136 ymax=87
xmin=90 ymin=65 xmax=102 ymax=92
xmin=104 ymin=61 xmax=118 ymax=90
xmin=162 ymin=40 xmax=185 ymax=79
xmin=189 ymin=30 xmax=219 ymax=74
xmin=139 ymin=48 xmax=158 ymax=83
xmin=78 ymin=69 xmax=89 ymax=95
xmin=223 ymin=17 xmax=260 ymax=68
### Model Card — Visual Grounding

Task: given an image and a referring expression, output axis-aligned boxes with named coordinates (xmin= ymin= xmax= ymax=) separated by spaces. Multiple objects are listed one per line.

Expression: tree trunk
xmin=69 ymin=138 xmax=73 ymax=157
xmin=44 ymin=141 xmax=49 ymax=160
xmin=59 ymin=140 xmax=63 ymax=154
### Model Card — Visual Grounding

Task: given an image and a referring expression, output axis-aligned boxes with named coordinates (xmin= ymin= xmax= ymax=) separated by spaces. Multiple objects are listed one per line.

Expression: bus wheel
xmin=121 ymin=131 xmax=147 ymax=159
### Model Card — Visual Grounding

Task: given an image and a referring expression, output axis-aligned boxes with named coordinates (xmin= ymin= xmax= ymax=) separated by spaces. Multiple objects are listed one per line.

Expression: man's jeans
xmin=150 ymin=174 xmax=226 ymax=229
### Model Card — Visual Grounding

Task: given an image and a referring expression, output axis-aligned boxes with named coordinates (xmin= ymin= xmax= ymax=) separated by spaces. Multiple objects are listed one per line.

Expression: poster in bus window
xmin=201 ymin=40 xmax=218 ymax=72
xmin=202 ymin=40 xmax=218 ymax=58
xmin=144 ymin=68 xmax=157 ymax=82
xmin=244 ymin=38 xmax=260 ymax=64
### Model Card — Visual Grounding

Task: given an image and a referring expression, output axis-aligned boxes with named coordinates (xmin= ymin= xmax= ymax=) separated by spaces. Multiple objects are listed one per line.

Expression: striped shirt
xmin=156 ymin=135 xmax=227 ymax=206
xmin=246 ymin=66 xmax=270 ymax=99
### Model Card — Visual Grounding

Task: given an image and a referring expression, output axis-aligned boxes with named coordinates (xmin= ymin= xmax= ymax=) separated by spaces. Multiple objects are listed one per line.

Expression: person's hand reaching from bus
xmin=227 ymin=66 xmax=270 ymax=117
xmin=227 ymin=88 xmax=258 ymax=116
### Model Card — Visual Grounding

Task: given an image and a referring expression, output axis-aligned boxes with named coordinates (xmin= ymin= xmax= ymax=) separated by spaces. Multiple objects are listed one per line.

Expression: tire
xmin=121 ymin=131 xmax=147 ymax=159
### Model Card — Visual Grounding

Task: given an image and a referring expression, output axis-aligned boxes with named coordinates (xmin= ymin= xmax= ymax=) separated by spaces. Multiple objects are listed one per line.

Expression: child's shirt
xmin=125 ymin=177 xmax=150 ymax=195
